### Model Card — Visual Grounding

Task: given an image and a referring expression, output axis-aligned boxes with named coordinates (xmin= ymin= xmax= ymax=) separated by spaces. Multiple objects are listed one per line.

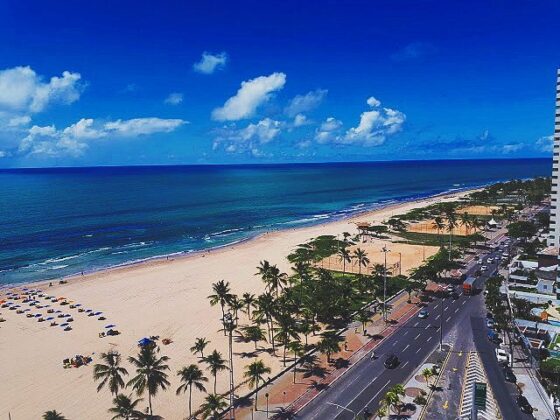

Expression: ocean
xmin=0 ymin=159 xmax=551 ymax=286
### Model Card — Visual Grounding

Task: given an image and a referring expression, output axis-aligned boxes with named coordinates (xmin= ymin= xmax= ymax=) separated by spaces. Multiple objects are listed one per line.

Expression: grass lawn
xmin=391 ymin=231 xmax=476 ymax=248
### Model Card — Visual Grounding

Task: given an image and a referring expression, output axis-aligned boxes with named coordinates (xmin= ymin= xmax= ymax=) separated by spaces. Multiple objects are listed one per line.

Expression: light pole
xmin=265 ymin=392 xmax=269 ymax=418
xmin=382 ymin=246 xmax=389 ymax=322
xmin=398 ymin=252 xmax=402 ymax=276
xmin=224 ymin=312 xmax=236 ymax=419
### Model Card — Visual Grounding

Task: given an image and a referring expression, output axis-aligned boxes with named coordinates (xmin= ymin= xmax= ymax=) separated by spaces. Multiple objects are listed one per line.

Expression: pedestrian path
xmin=459 ymin=351 xmax=501 ymax=420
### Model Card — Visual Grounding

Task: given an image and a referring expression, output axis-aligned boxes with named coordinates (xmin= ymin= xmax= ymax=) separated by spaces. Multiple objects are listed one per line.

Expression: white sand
xmin=0 ymin=189 xmax=473 ymax=419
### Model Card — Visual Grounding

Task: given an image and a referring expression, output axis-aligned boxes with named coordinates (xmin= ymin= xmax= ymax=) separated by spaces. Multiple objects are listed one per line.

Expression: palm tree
xmin=422 ymin=367 xmax=434 ymax=388
xmin=445 ymin=208 xmax=458 ymax=260
xmin=42 ymin=411 xmax=66 ymax=420
xmin=200 ymin=394 xmax=228 ymax=419
xmin=253 ymin=292 xmax=276 ymax=352
xmin=240 ymin=324 xmax=267 ymax=349
xmin=317 ymin=332 xmax=342 ymax=363
xmin=288 ymin=341 xmax=304 ymax=383
xmin=228 ymin=294 xmax=245 ymax=322
xmin=93 ymin=350 xmax=129 ymax=397
xmin=337 ymin=247 xmax=352 ymax=277
xmin=355 ymin=309 xmax=372 ymax=335
xmin=127 ymin=346 xmax=170 ymax=416
xmin=244 ymin=360 xmax=271 ymax=409
xmin=353 ymin=248 xmax=370 ymax=276
xmin=108 ymin=394 xmax=144 ymax=420
xmin=202 ymin=349 xmax=229 ymax=393
xmin=264 ymin=264 xmax=288 ymax=297
xmin=274 ymin=314 xmax=299 ymax=366
xmin=208 ymin=280 xmax=233 ymax=335
xmin=433 ymin=216 xmax=446 ymax=246
xmin=176 ymin=364 xmax=208 ymax=419
xmin=384 ymin=384 xmax=405 ymax=416
xmin=376 ymin=404 xmax=388 ymax=420
xmin=460 ymin=212 xmax=471 ymax=235
xmin=190 ymin=337 xmax=210 ymax=359
xmin=242 ymin=292 xmax=256 ymax=319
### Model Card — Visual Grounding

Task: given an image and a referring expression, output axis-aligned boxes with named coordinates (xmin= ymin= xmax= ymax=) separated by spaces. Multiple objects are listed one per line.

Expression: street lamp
xmin=382 ymin=246 xmax=389 ymax=322
xmin=265 ymin=392 xmax=269 ymax=418
xmin=223 ymin=312 xmax=236 ymax=419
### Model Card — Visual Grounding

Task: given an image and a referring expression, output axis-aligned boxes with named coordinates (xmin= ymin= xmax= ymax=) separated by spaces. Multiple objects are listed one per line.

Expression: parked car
xmin=384 ymin=354 xmax=399 ymax=369
xmin=486 ymin=319 xmax=495 ymax=329
xmin=516 ymin=395 xmax=533 ymax=414
xmin=418 ymin=309 xmax=429 ymax=319
xmin=445 ymin=285 xmax=455 ymax=293
xmin=487 ymin=258 xmax=494 ymax=264
xmin=486 ymin=312 xmax=494 ymax=319
xmin=503 ymin=366 xmax=517 ymax=383
xmin=481 ymin=265 xmax=488 ymax=272
xmin=495 ymin=348 xmax=511 ymax=365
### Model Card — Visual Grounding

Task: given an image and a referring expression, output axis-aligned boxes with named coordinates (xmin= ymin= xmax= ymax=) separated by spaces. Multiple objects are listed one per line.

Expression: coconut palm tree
xmin=317 ymin=332 xmax=342 ymax=363
xmin=274 ymin=314 xmax=299 ymax=366
xmin=190 ymin=337 xmax=210 ymax=359
xmin=202 ymin=349 xmax=229 ymax=394
xmin=228 ymin=294 xmax=245 ymax=322
xmin=176 ymin=364 xmax=208 ymax=419
xmin=353 ymin=248 xmax=370 ymax=276
xmin=422 ymin=367 xmax=434 ymax=388
xmin=42 ymin=411 xmax=67 ymax=420
xmin=384 ymin=384 xmax=405 ymax=416
xmin=433 ymin=216 xmax=446 ymax=246
xmin=240 ymin=324 xmax=267 ymax=349
xmin=288 ymin=341 xmax=305 ymax=383
xmin=200 ymin=394 xmax=227 ymax=419
xmin=208 ymin=280 xmax=233 ymax=335
xmin=127 ymin=346 xmax=170 ymax=417
xmin=460 ymin=212 xmax=471 ymax=235
xmin=337 ymin=247 xmax=352 ymax=277
xmin=445 ymin=208 xmax=458 ymax=260
xmin=355 ymin=309 xmax=372 ymax=335
xmin=242 ymin=292 xmax=256 ymax=319
xmin=244 ymin=360 xmax=271 ymax=409
xmin=93 ymin=350 xmax=129 ymax=397
xmin=264 ymin=264 xmax=288 ymax=298
xmin=108 ymin=394 xmax=144 ymax=420
xmin=253 ymin=292 xmax=277 ymax=352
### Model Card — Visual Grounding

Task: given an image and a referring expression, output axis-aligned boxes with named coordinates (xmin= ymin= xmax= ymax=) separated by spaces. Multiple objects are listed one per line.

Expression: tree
xmin=176 ymin=364 xmax=208 ymax=419
xmin=433 ymin=216 xmax=446 ymax=245
xmin=253 ymin=292 xmax=277 ymax=353
xmin=355 ymin=309 xmax=372 ymax=335
xmin=200 ymin=394 xmax=227 ymax=419
xmin=274 ymin=313 xmax=299 ymax=366
xmin=203 ymin=349 xmax=229 ymax=394
xmin=242 ymin=292 xmax=256 ymax=319
xmin=422 ymin=367 xmax=434 ymax=388
xmin=228 ymin=294 xmax=245 ymax=322
xmin=353 ymin=248 xmax=370 ymax=276
xmin=337 ymin=247 xmax=352 ymax=277
xmin=127 ymin=346 xmax=170 ymax=416
xmin=244 ymin=360 xmax=271 ymax=409
xmin=93 ymin=350 xmax=129 ymax=397
xmin=317 ymin=332 xmax=342 ymax=363
xmin=288 ymin=341 xmax=305 ymax=383
xmin=384 ymin=384 xmax=405 ymax=416
xmin=42 ymin=411 xmax=67 ymax=420
xmin=190 ymin=337 xmax=210 ymax=359
xmin=240 ymin=324 xmax=267 ymax=349
xmin=508 ymin=221 xmax=538 ymax=242
xmin=460 ymin=212 xmax=471 ymax=235
xmin=108 ymin=394 xmax=144 ymax=420
xmin=208 ymin=280 xmax=233 ymax=335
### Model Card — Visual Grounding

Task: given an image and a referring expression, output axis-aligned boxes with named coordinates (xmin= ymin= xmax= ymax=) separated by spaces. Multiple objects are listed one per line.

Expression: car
xmin=418 ymin=309 xmax=429 ymax=319
xmin=384 ymin=354 xmax=399 ymax=369
xmin=486 ymin=319 xmax=495 ymax=329
xmin=503 ymin=366 xmax=517 ymax=383
xmin=516 ymin=395 xmax=533 ymax=414
xmin=451 ymin=291 xmax=459 ymax=300
xmin=487 ymin=258 xmax=493 ymax=264
xmin=495 ymin=348 xmax=511 ymax=365
xmin=502 ymin=252 xmax=509 ymax=258
xmin=445 ymin=285 xmax=455 ymax=293
xmin=486 ymin=312 xmax=494 ymax=319
xmin=481 ymin=265 xmax=488 ymax=272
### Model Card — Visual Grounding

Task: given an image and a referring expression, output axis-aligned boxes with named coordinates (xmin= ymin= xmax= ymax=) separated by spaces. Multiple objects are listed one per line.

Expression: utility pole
xmin=382 ymin=246 xmax=389 ymax=321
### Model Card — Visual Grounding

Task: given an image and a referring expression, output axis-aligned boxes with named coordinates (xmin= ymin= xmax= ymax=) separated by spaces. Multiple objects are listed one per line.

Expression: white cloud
xmin=284 ymin=89 xmax=327 ymax=117
xmin=502 ymin=143 xmax=523 ymax=154
xmin=313 ymin=97 xmax=405 ymax=146
xmin=314 ymin=117 xmax=343 ymax=143
xmin=212 ymin=72 xmax=286 ymax=121
xmin=164 ymin=92 xmax=184 ymax=105
xmin=193 ymin=52 xmax=228 ymax=74
xmin=0 ymin=66 xmax=83 ymax=114
xmin=366 ymin=96 xmax=381 ymax=107
xmin=213 ymin=118 xmax=284 ymax=155
xmin=293 ymin=114 xmax=308 ymax=127
xmin=536 ymin=135 xmax=554 ymax=152
xmin=17 ymin=117 xmax=186 ymax=157
xmin=0 ymin=150 xmax=7 ymax=158
xmin=8 ymin=115 xmax=31 ymax=127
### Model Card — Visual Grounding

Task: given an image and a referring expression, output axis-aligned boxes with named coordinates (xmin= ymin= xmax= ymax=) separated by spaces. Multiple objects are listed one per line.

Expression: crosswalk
xmin=459 ymin=351 xmax=501 ymax=419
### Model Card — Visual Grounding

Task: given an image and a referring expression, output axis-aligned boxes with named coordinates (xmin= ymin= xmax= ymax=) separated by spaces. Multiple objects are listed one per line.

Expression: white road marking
xmin=434 ymin=304 xmax=439 ymax=309
xmin=403 ymin=344 xmax=410 ymax=352
xmin=435 ymin=315 xmax=441 ymax=320
xmin=425 ymin=325 xmax=430 ymax=330
xmin=339 ymin=374 xmax=381 ymax=414
xmin=364 ymin=379 xmax=391 ymax=408
xmin=462 ymin=300 xmax=466 ymax=305
xmin=455 ymin=308 xmax=459 ymax=313
xmin=413 ymin=321 xmax=419 ymax=327
xmin=403 ymin=330 xmax=409 ymax=336
xmin=414 ymin=333 xmax=421 ymax=340
xmin=427 ymin=336 xmax=433 ymax=342
xmin=392 ymin=341 xmax=398 ymax=346
xmin=446 ymin=316 xmax=451 ymax=323
xmin=401 ymin=361 xmax=409 ymax=369
xmin=416 ymin=347 xmax=422 ymax=354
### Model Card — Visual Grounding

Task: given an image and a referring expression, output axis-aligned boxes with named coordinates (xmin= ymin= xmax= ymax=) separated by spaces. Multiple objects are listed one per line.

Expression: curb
xmin=418 ymin=346 xmax=452 ymax=420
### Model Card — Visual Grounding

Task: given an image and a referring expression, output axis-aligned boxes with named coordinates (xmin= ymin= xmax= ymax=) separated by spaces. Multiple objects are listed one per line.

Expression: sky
xmin=0 ymin=0 xmax=559 ymax=168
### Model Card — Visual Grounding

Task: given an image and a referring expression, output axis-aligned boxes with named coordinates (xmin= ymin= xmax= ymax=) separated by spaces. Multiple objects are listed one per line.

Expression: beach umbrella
xmin=46 ymin=317 xmax=54 ymax=320
xmin=94 ymin=311 xmax=103 ymax=316
xmin=138 ymin=338 xmax=153 ymax=347
xmin=75 ymin=304 xmax=82 ymax=307
xmin=105 ymin=324 xmax=116 ymax=329
xmin=34 ymin=314 xmax=41 ymax=318
xmin=86 ymin=309 xmax=92 ymax=312
xmin=60 ymin=323 xmax=68 ymax=327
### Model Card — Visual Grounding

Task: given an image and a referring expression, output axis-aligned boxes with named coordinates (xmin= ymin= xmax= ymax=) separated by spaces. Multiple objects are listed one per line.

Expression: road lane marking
xmin=364 ymin=379 xmax=392 ymax=408
xmin=454 ymin=308 xmax=459 ymax=313
xmin=392 ymin=341 xmax=398 ymax=346
xmin=403 ymin=344 xmax=410 ymax=352
xmin=413 ymin=321 xmax=419 ymax=327
xmin=401 ymin=361 xmax=409 ymax=369
xmin=338 ymin=373 xmax=381 ymax=414
xmin=446 ymin=316 xmax=451 ymax=322
xmin=434 ymin=304 xmax=439 ymax=309
xmin=425 ymin=325 xmax=430 ymax=330
xmin=427 ymin=336 xmax=432 ymax=342
xmin=416 ymin=347 xmax=422 ymax=354
xmin=403 ymin=331 xmax=409 ymax=336
xmin=414 ymin=333 xmax=421 ymax=340
xmin=462 ymin=301 xmax=466 ymax=305
xmin=435 ymin=315 xmax=440 ymax=320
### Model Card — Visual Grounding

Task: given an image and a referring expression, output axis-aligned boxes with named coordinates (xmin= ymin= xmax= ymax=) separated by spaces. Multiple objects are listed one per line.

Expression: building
xmin=548 ymin=69 xmax=560 ymax=247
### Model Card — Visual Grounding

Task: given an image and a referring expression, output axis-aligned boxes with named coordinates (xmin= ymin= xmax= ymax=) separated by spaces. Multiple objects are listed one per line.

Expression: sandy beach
xmin=0 ymin=189 xmax=475 ymax=419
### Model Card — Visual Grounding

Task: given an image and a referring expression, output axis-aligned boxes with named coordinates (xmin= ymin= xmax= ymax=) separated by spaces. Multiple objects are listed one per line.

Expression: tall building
xmin=548 ymin=69 xmax=560 ymax=247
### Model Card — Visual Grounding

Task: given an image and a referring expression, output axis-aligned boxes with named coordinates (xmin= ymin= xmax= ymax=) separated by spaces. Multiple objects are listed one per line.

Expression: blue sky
xmin=0 ymin=0 xmax=558 ymax=167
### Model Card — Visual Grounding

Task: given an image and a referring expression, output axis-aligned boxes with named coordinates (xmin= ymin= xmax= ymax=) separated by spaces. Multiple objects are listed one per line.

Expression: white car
xmin=486 ymin=319 xmax=495 ymax=329
xmin=487 ymin=258 xmax=494 ymax=264
xmin=495 ymin=348 xmax=511 ymax=365
xmin=481 ymin=265 xmax=488 ymax=272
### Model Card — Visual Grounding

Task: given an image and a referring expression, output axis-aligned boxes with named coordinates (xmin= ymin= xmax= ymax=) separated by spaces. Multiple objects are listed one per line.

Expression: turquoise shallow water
xmin=0 ymin=159 xmax=551 ymax=285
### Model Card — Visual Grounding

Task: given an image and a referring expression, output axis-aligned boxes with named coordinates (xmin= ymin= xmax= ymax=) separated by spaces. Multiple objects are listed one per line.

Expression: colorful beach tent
xmin=138 ymin=338 xmax=154 ymax=347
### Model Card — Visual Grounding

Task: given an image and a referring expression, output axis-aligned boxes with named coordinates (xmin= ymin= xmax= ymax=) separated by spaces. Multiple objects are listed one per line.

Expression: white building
xmin=549 ymin=69 xmax=560 ymax=247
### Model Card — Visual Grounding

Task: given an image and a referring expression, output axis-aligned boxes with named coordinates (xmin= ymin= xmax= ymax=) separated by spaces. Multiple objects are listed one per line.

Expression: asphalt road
xmin=297 ymin=238 xmax=528 ymax=419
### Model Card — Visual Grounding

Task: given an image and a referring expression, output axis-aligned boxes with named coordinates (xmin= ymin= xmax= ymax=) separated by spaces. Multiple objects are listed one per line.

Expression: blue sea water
xmin=0 ymin=159 xmax=551 ymax=286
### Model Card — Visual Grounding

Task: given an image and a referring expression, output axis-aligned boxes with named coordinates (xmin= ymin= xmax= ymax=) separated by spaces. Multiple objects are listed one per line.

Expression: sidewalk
xmin=234 ymin=291 xmax=422 ymax=419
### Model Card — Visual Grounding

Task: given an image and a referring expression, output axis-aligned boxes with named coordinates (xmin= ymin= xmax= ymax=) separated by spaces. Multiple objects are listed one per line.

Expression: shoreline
xmin=1 ymin=184 xmax=482 ymax=295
